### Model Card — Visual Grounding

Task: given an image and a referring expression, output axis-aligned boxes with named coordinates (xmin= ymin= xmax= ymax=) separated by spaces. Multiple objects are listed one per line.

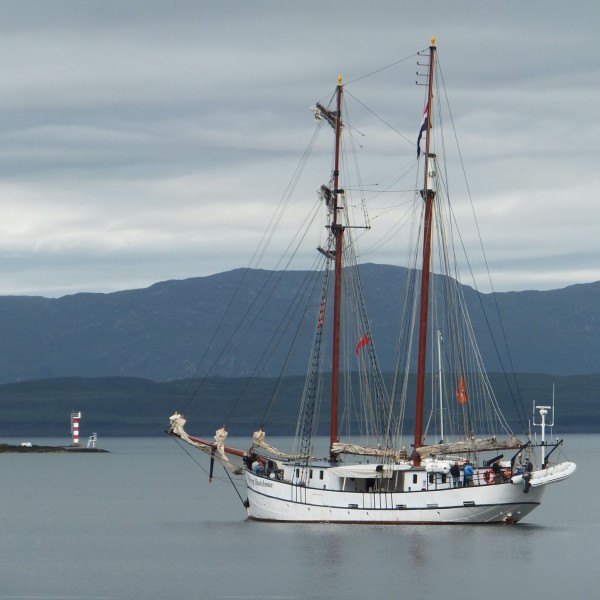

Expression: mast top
xmin=338 ymin=75 xmax=343 ymax=85
xmin=431 ymin=36 xmax=436 ymax=47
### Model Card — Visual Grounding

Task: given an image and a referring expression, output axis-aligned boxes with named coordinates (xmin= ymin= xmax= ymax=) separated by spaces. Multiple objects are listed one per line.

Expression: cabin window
xmin=428 ymin=473 xmax=434 ymax=484
xmin=295 ymin=468 xmax=300 ymax=478
xmin=319 ymin=471 xmax=324 ymax=480
xmin=412 ymin=474 xmax=418 ymax=484
xmin=310 ymin=469 xmax=313 ymax=479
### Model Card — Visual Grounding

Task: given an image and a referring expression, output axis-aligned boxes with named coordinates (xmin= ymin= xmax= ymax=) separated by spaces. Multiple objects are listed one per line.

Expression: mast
xmin=413 ymin=38 xmax=436 ymax=465
xmin=329 ymin=75 xmax=344 ymax=461
xmin=437 ymin=329 xmax=444 ymax=443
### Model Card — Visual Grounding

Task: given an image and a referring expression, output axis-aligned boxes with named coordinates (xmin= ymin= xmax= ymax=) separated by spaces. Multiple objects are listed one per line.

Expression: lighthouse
xmin=70 ymin=411 xmax=82 ymax=447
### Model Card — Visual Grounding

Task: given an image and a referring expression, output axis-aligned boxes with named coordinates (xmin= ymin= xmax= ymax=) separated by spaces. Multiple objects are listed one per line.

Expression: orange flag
xmin=355 ymin=335 xmax=369 ymax=356
xmin=456 ymin=375 xmax=468 ymax=405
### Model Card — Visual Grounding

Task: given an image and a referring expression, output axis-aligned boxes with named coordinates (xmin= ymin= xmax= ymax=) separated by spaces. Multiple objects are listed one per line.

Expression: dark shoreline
xmin=0 ymin=443 xmax=108 ymax=453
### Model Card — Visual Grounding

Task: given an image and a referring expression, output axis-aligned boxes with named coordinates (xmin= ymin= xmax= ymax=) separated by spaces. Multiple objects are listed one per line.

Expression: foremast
xmin=413 ymin=38 xmax=436 ymax=465
xmin=329 ymin=75 xmax=344 ymax=462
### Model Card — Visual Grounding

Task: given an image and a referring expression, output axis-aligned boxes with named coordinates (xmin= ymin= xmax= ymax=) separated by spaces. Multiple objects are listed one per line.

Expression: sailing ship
xmin=169 ymin=38 xmax=576 ymax=523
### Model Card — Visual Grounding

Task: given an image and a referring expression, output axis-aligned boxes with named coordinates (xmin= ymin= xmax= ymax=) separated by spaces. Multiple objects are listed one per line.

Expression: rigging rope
xmin=172 ymin=436 xmax=247 ymax=501
xmin=436 ymin=56 xmax=527 ymax=429
xmin=176 ymin=118 xmax=328 ymax=418
xmin=344 ymin=51 xmax=422 ymax=86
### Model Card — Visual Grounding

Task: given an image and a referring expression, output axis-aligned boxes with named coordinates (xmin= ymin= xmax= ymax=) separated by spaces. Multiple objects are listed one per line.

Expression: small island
xmin=0 ymin=442 xmax=108 ymax=453
xmin=0 ymin=411 xmax=108 ymax=453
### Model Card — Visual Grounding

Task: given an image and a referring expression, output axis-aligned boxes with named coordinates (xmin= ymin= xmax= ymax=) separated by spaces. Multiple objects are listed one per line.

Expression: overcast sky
xmin=0 ymin=0 xmax=598 ymax=297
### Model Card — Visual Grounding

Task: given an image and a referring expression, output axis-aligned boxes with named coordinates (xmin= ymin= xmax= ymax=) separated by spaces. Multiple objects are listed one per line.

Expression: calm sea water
xmin=0 ymin=434 xmax=593 ymax=599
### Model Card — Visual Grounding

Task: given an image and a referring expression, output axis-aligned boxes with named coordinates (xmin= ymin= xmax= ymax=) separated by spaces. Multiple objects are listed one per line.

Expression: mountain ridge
xmin=1 ymin=264 xmax=600 ymax=384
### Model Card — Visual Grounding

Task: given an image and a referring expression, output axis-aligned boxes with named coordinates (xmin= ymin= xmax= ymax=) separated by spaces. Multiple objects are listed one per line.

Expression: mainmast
xmin=330 ymin=75 xmax=344 ymax=461
xmin=413 ymin=38 xmax=436 ymax=465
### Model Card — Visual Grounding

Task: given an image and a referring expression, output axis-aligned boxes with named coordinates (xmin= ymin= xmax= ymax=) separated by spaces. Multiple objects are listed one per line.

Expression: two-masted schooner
xmin=169 ymin=38 xmax=575 ymax=524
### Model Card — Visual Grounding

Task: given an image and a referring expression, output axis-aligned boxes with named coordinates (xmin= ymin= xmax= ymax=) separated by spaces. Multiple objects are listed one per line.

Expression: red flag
xmin=355 ymin=335 xmax=369 ymax=356
xmin=456 ymin=375 xmax=468 ymax=405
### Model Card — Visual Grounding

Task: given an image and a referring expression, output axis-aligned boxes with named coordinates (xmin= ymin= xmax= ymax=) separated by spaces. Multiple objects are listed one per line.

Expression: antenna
xmin=532 ymin=400 xmax=554 ymax=467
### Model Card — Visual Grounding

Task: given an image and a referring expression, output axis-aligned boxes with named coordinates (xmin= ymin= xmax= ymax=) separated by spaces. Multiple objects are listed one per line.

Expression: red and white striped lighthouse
xmin=71 ymin=411 xmax=82 ymax=446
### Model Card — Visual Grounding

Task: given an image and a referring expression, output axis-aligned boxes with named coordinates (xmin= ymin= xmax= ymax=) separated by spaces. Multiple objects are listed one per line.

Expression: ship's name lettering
xmin=253 ymin=479 xmax=273 ymax=488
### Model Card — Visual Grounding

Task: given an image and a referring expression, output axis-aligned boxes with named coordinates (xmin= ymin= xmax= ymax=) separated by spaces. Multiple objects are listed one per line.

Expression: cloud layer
xmin=0 ymin=0 xmax=598 ymax=296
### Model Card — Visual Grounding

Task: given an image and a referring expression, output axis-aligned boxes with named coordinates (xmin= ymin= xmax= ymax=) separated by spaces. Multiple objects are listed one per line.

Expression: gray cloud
xmin=0 ymin=0 xmax=598 ymax=296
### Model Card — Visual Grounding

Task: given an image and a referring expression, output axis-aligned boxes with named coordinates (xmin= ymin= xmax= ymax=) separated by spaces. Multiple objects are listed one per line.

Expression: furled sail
xmin=331 ymin=442 xmax=410 ymax=462
xmin=415 ymin=436 xmax=523 ymax=460
xmin=252 ymin=429 xmax=309 ymax=460
xmin=168 ymin=412 xmax=243 ymax=475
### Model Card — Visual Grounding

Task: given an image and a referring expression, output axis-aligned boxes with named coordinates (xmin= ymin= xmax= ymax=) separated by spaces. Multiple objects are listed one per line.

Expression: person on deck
xmin=492 ymin=460 xmax=503 ymax=482
xmin=522 ymin=460 xmax=534 ymax=493
xmin=252 ymin=459 xmax=266 ymax=476
xmin=450 ymin=462 xmax=461 ymax=487
xmin=463 ymin=461 xmax=474 ymax=487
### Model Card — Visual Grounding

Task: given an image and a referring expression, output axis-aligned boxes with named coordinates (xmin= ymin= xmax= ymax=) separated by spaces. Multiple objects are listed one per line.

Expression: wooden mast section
xmin=330 ymin=75 xmax=344 ymax=461
xmin=413 ymin=38 xmax=436 ymax=465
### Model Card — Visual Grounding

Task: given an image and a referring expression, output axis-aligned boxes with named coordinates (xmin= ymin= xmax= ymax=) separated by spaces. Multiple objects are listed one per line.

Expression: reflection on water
xmin=0 ymin=434 xmax=593 ymax=599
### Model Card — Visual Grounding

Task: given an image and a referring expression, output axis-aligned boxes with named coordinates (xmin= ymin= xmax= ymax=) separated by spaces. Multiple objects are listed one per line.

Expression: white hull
xmin=246 ymin=462 xmax=576 ymax=524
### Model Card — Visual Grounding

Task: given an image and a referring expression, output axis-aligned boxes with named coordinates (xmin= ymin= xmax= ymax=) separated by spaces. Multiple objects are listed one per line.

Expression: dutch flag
xmin=417 ymin=102 xmax=429 ymax=158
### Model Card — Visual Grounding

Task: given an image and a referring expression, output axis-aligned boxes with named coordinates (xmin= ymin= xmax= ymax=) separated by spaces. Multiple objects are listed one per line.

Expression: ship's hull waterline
xmin=245 ymin=470 xmax=555 ymax=524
